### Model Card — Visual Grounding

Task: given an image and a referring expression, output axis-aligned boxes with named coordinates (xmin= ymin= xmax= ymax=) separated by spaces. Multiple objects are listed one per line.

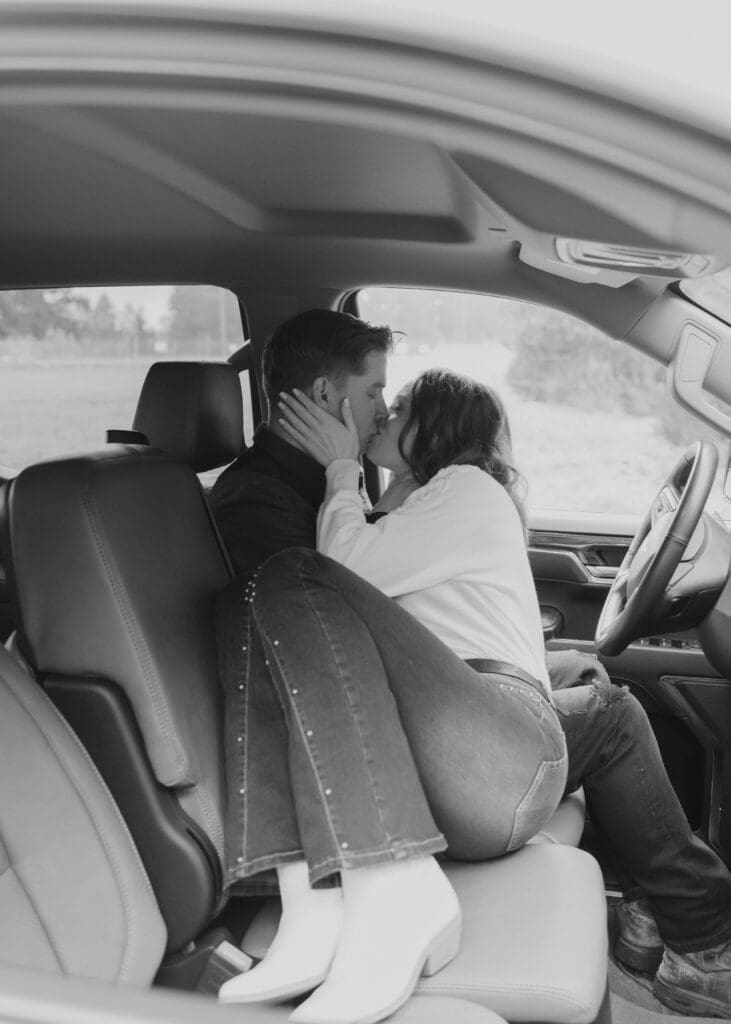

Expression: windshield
xmin=681 ymin=267 xmax=731 ymax=325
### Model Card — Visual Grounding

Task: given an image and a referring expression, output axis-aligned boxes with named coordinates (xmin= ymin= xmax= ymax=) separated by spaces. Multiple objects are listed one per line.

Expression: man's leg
xmin=555 ymin=681 xmax=731 ymax=952
xmin=555 ymin=682 xmax=731 ymax=1015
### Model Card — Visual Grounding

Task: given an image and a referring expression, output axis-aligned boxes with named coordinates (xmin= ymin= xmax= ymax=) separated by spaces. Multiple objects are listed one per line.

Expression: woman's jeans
xmin=217 ymin=548 xmax=567 ymax=887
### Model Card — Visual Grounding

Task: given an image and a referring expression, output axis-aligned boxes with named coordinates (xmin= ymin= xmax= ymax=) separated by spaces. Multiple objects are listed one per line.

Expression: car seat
xmin=1 ymin=447 xmax=233 ymax=955
xmin=130 ymin=361 xmax=244 ymax=474
xmin=0 ymin=641 xmax=165 ymax=986
xmin=0 ymin=443 xmax=608 ymax=1021
xmin=0 ymin=641 xmax=509 ymax=1024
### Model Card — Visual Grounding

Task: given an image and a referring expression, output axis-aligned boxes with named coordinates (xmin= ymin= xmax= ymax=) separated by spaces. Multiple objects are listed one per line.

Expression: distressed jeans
xmin=217 ymin=548 xmax=567 ymax=888
xmin=554 ymin=677 xmax=731 ymax=953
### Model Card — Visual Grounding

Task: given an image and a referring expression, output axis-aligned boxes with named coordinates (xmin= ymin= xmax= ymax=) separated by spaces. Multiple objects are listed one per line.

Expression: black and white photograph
xmin=1 ymin=3 xmax=731 ymax=1024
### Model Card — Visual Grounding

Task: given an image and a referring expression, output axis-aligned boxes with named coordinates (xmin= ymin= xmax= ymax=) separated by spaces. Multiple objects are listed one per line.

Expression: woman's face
xmin=366 ymin=381 xmax=415 ymax=474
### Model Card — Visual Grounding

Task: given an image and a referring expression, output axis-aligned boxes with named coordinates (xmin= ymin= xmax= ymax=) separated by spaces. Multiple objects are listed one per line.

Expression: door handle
xmin=585 ymin=565 xmax=618 ymax=580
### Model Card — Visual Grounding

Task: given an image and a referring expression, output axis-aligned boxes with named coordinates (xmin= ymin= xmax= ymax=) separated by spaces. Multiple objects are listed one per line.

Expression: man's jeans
xmin=553 ymin=678 xmax=731 ymax=953
xmin=217 ymin=548 xmax=567 ymax=887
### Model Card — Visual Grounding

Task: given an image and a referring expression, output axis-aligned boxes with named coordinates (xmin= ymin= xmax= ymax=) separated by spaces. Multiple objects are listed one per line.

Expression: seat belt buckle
xmin=196 ymin=940 xmax=254 ymax=995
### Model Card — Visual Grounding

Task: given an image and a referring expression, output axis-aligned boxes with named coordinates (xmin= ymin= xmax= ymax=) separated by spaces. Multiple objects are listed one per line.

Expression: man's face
xmin=332 ymin=350 xmax=388 ymax=454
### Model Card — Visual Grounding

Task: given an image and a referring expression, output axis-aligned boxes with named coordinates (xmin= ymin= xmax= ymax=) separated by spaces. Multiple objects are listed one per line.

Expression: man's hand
xmin=278 ymin=389 xmax=360 ymax=466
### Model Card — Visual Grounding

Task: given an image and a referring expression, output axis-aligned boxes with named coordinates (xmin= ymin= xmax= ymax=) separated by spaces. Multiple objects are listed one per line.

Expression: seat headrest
xmin=132 ymin=362 xmax=243 ymax=473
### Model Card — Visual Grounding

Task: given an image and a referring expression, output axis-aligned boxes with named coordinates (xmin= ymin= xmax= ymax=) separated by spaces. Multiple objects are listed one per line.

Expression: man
xmin=213 ymin=308 xmax=390 ymax=572
xmin=212 ymin=308 xmax=731 ymax=1017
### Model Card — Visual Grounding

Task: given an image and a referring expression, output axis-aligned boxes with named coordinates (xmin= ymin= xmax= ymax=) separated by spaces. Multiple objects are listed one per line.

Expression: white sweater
xmin=317 ymin=461 xmax=550 ymax=694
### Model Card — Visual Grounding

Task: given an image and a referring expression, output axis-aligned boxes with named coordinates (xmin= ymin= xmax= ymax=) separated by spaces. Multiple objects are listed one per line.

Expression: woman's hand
xmin=278 ymin=389 xmax=360 ymax=466
xmin=372 ymin=471 xmax=420 ymax=513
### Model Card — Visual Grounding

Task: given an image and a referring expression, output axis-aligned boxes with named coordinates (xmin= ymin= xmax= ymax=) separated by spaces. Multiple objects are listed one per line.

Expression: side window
xmin=0 ymin=285 xmax=245 ymax=472
xmin=357 ymin=288 xmax=731 ymax=522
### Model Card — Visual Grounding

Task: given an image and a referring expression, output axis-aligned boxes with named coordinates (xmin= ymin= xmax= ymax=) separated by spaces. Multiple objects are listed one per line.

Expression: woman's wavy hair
xmin=398 ymin=368 xmax=527 ymax=526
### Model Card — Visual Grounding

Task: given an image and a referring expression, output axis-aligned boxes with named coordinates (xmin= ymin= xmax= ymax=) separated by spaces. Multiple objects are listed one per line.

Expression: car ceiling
xmin=1 ymin=3 xmax=730 ymax=343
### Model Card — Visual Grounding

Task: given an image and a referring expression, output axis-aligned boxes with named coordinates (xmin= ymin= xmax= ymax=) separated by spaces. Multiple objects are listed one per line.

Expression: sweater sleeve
xmin=317 ymin=463 xmax=492 ymax=597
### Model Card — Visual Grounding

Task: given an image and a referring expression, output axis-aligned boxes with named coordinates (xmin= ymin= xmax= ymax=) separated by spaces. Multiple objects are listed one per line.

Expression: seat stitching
xmin=416 ymin=978 xmax=598 ymax=1006
xmin=183 ymin=784 xmax=224 ymax=862
xmin=3 ymin=864 xmax=65 ymax=973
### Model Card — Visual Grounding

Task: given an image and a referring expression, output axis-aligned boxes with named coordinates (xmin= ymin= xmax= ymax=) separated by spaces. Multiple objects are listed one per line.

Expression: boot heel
xmin=421 ymin=915 xmax=461 ymax=977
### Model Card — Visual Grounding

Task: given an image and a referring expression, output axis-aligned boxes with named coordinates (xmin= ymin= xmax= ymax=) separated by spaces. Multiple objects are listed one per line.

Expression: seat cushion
xmin=416 ymin=845 xmax=607 ymax=1023
xmin=0 ymin=965 xmax=508 ymax=1024
xmin=0 ymin=648 xmax=166 ymax=985
xmin=242 ymin=844 xmax=607 ymax=1023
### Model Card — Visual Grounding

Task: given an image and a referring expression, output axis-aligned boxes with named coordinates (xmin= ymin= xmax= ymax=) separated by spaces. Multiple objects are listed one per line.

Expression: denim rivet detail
xmin=239 ymin=788 xmax=245 ymax=795
xmin=237 ymin=856 xmax=243 ymax=863
xmin=265 ymin=660 xmax=269 ymax=666
xmin=237 ymin=736 xmax=243 ymax=743
xmin=306 ymin=729 xmax=313 ymax=737
xmin=291 ymin=688 xmax=299 ymax=695
xmin=239 ymin=684 xmax=244 ymax=691
xmin=242 ymin=645 xmax=247 ymax=651
xmin=341 ymin=841 xmax=349 ymax=849
xmin=325 ymin=788 xmax=332 ymax=796
xmin=273 ymin=640 xmax=280 ymax=646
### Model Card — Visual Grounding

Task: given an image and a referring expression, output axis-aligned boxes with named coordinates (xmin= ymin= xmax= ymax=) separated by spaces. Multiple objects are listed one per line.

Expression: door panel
xmin=528 ymin=515 xmax=729 ymax=866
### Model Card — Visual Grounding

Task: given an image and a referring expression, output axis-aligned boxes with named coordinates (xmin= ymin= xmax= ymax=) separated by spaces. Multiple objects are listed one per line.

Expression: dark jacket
xmin=211 ymin=426 xmax=326 ymax=577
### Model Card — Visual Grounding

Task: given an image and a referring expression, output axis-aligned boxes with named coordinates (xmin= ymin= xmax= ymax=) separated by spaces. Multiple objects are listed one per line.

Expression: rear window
xmin=0 ymin=285 xmax=246 ymax=471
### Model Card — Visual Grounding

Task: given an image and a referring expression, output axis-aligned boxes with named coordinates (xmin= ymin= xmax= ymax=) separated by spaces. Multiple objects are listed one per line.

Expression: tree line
xmin=0 ymin=286 xmax=242 ymax=359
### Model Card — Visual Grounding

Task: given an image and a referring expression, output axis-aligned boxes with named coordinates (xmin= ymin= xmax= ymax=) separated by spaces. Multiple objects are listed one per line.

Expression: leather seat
xmin=131 ymin=361 xmax=244 ymax=472
xmin=0 ymin=643 xmax=165 ymax=984
xmin=1 ymin=446 xmax=232 ymax=953
xmin=241 ymin=845 xmax=608 ymax=1023
xmin=0 ymin=643 xmax=507 ymax=1024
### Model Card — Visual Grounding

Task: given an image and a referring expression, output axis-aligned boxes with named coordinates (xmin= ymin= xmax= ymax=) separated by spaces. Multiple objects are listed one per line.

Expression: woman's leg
xmin=218 ymin=548 xmax=564 ymax=1020
xmin=219 ymin=860 xmax=343 ymax=1003
xmin=246 ymin=547 xmax=566 ymax=1023
xmin=217 ymin=561 xmax=456 ymax=1013
xmin=250 ymin=547 xmax=566 ymax=866
xmin=217 ymin=575 xmax=345 ymax=1002
xmin=241 ymin=556 xmax=448 ymax=883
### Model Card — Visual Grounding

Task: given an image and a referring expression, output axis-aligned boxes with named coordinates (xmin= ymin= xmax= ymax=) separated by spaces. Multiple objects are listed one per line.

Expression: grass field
xmin=0 ymin=362 xmax=149 ymax=470
xmin=0 ymin=346 xmax=727 ymax=519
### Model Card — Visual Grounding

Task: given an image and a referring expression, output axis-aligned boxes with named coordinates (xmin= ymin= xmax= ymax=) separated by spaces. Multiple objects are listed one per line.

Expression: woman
xmin=219 ymin=369 xmax=567 ymax=1024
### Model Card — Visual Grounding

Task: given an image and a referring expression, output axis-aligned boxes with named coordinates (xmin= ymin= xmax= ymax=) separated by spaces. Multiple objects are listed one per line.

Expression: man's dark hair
xmin=262 ymin=309 xmax=392 ymax=411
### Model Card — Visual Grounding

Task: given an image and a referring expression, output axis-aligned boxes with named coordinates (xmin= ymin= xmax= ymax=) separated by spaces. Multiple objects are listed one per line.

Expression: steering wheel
xmin=595 ymin=441 xmax=718 ymax=658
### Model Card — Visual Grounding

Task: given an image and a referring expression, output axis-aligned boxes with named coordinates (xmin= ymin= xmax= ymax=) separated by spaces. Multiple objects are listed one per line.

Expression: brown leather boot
xmin=653 ymin=939 xmax=731 ymax=1018
xmin=613 ymin=897 xmax=664 ymax=974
